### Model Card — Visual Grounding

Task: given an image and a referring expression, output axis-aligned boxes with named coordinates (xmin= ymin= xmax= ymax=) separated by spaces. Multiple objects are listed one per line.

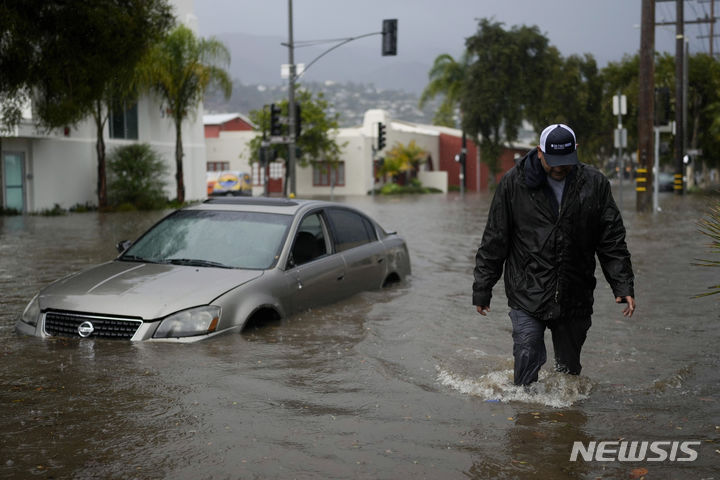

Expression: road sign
xmin=614 ymin=128 xmax=627 ymax=148
xmin=613 ymin=94 xmax=627 ymax=116
xmin=281 ymin=63 xmax=305 ymax=79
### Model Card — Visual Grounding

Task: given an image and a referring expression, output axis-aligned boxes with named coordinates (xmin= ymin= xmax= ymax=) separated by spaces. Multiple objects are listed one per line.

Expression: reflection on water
xmin=1 ymin=191 xmax=719 ymax=479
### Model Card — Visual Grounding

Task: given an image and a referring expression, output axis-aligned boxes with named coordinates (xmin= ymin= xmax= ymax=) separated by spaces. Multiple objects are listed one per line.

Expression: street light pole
xmin=287 ymin=0 xmax=297 ymax=197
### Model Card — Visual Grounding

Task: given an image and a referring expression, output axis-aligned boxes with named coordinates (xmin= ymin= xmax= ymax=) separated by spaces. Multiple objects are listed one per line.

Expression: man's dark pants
xmin=509 ymin=309 xmax=592 ymax=386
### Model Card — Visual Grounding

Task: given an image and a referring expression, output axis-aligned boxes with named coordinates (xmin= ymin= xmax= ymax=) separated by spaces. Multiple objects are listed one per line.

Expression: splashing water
xmin=436 ymin=367 xmax=593 ymax=408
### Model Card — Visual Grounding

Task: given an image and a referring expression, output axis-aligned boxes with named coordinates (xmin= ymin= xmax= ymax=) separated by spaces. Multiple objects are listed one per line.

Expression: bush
xmin=107 ymin=144 xmax=168 ymax=210
xmin=378 ymin=182 xmax=442 ymax=195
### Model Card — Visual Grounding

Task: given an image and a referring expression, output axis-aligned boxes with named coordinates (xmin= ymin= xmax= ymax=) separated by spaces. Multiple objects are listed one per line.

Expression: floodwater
xmin=1 ymin=190 xmax=718 ymax=479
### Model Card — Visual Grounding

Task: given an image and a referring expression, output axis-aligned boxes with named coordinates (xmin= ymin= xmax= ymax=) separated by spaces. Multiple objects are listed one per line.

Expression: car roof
xmin=186 ymin=197 xmax=340 ymax=216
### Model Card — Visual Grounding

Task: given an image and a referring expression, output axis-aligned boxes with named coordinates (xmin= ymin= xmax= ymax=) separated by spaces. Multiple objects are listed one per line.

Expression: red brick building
xmin=203 ymin=113 xmax=254 ymax=138
xmin=437 ymin=131 xmax=532 ymax=192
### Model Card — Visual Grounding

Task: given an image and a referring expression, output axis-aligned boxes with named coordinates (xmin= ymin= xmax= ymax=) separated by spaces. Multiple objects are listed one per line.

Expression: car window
xmin=121 ymin=210 xmax=292 ymax=269
xmin=326 ymin=208 xmax=373 ymax=252
xmin=290 ymin=213 xmax=328 ymax=266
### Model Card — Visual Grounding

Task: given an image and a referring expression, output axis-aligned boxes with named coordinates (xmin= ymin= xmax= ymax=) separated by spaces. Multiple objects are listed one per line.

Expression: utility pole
xmin=637 ymin=0 xmax=655 ymax=212
xmin=286 ymin=0 xmax=297 ymax=197
xmin=674 ymin=0 xmax=685 ymax=194
xmin=697 ymin=0 xmax=719 ymax=57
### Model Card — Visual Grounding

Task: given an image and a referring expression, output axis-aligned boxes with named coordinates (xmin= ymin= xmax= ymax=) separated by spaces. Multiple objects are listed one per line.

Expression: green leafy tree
xmin=419 ymin=52 xmax=470 ymax=127
xmin=0 ymin=0 xmax=173 ymax=209
xmin=461 ymin=19 xmax=553 ymax=179
xmin=600 ymin=52 xmax=720 ymax=172
xmin=107 ymin=143 xmax=168 ymax=210
xmin=142 ymin=25 xmax=232 ymax=203
xmin=0 ymin=1 xmax=172 ymax=129
xmin=248 ymin=89 xmax=344 ymax=189
xmin=686 ymin=54 xmax=720 ymax=171
xmin=530 ymin=52 xmax=605 ymax=165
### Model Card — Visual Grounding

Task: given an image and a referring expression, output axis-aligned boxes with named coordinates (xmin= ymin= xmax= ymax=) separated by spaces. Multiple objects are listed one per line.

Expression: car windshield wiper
xmin=162 ymin=258 xmax=234 ymax=269
xmin=119 ymin=255 xmax=158 ymax=264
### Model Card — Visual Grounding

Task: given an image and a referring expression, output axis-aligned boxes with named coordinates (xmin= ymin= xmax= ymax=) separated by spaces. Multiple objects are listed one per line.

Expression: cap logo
xmin=539 ymin=123 xmax=579 ymax=166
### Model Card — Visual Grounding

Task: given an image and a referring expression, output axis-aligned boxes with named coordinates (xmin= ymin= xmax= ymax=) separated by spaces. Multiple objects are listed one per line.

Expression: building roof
xmin=203 ymin=113 xmax=255 ymax=128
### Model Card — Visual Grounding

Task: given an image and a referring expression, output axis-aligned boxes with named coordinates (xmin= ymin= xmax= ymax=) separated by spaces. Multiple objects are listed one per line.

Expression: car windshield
xmin=120 ymin=210 xmax=292 ymax=269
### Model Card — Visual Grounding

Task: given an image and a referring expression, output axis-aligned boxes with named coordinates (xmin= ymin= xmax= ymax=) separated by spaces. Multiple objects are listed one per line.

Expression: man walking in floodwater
xmin=472 ymin=124 xmax=635 ymax=386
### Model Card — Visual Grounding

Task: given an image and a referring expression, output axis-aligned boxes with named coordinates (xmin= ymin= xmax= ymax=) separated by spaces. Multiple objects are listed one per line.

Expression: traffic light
xmin=295 ymin=103 xmax=302 ymax=138
xmin=382 ymin=19 xmax=397 ymax=56
xmin=377 ymin=122 xmax=386 ymax=150
xmin=270 ymin=103 xmax=282 ymax=136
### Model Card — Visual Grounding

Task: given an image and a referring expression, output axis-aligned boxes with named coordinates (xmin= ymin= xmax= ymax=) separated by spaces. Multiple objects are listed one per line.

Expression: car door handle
xmin=337 ymin=274 xmax=344 ymax=281
xmin=377 ymin=258 xmax=384 ymax=263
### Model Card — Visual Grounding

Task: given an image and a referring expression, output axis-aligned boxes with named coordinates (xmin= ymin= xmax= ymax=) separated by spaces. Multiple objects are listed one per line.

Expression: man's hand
xmin=476 ymin=305 xmax=490 ymax=316
xmin=616 ymin=296 xmax=636 ymax=317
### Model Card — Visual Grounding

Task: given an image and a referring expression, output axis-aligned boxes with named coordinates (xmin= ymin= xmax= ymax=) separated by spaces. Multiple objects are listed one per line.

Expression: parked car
xmin=657 ymin=171 xmax=675 ymax=192
xmin=207 ymin=171 xmax=252 ymax=196
xmin=17 ymin=198 xmax=411 ymax=342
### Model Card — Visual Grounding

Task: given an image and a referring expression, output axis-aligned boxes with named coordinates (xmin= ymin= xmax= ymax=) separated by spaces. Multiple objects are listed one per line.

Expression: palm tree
xmin=419 ymin=52 xmax=471 ymax=190
xmin=419 ymin=52 xmax=470 ymax=128
xmin=380 ymin=140 xmax=427 ymax=184
xmin=694 ymin=201 xmax=720 ymax=297
xmin=142 ymin=25 xmax=232 ymax=203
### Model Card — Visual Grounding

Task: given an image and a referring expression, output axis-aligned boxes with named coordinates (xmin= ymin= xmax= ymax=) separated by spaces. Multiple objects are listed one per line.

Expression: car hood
xmin=38 ymin=261 xmax=263 ymax=320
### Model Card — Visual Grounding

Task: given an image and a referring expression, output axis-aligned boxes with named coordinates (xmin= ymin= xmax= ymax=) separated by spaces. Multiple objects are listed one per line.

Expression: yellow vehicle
xmin=207 ymin=171 xmax=252 ymax=197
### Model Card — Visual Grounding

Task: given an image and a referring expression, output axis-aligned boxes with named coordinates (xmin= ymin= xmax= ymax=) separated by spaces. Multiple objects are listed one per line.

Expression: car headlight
xmin=153 ymin=306 xmax=221 ymax=338
xmin=21 ymin=295 xmax=40 ymax=327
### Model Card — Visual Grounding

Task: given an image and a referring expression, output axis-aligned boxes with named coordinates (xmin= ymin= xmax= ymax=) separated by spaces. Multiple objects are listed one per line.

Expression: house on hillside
xmin=0 ymin=0 xmax=207 ymax=213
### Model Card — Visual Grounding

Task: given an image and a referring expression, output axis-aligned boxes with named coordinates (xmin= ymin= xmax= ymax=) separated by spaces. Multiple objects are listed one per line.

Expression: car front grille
xmin=44 ymin=311 xmax=142 ymax=339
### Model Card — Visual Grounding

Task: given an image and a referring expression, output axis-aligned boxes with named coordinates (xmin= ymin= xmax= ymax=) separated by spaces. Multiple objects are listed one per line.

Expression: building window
xmin=269 ymin=162 xmax=284 ymax=179
xmin=109 ymin=101 xmax=138 ymax=139
xmin=312 ymin=162 xmax=345 ymax=187
xmin=207 ymin=162 xmax=229 ymax=172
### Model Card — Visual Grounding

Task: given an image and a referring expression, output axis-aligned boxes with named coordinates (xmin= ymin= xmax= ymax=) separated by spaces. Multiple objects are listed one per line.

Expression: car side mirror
xmin=116 ymin=240 xmax=132 ymax=254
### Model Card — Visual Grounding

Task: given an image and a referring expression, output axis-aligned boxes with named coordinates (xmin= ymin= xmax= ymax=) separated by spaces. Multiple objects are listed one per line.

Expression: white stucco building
xmin=0 ymin=0 xmax=207 ymax=213
xmin=204 ymin=109 xmax=449 ymax=197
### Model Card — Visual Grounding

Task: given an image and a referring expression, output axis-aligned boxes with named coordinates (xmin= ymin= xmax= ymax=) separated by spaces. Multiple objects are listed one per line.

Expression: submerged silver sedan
xmin=16 ymin=198 xmax=411 ymax=342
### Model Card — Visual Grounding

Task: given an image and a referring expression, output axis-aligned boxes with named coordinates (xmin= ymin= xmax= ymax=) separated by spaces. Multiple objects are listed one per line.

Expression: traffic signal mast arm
xmin=289 ymin=19 xmax=397 ymax=80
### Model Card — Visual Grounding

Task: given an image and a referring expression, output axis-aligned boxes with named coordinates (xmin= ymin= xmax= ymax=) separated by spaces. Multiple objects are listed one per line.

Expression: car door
xmin=325 ymin=208 xmax=387 ymax=294
xmin=285 ymin=211 xmax=347 ymax=314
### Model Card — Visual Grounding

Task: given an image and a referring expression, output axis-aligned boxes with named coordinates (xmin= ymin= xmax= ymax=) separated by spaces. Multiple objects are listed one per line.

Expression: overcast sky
xmin=193 ymin=1 xmax=718 ymax=63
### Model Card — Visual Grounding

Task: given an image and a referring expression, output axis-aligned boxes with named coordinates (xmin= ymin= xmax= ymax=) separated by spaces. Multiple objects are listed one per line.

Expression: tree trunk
xmin=94 ymin=102 xmax=107 ymax=209
xmin=175 ymin=118 xmax=185 ymax=203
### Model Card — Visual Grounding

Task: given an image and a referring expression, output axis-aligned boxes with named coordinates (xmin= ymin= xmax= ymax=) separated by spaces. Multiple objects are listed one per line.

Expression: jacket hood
xmin=519 ymin=148 xmax=547 ymax=189
xmin=37 ymin=261 xmax=263 ymax=320
xmin=519 ymin=148 xmax=580 ymax=190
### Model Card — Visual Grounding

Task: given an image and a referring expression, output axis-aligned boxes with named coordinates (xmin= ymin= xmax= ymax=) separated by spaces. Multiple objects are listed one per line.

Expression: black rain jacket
xmin=472 ymin=149 xmax=634 ymax=321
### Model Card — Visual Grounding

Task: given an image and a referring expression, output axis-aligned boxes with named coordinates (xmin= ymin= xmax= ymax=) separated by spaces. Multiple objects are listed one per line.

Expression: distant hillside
xmin=213 ymin=32 xmax=434 ymax=94
xmin=204 ymin=80 xmax=445 ymax=128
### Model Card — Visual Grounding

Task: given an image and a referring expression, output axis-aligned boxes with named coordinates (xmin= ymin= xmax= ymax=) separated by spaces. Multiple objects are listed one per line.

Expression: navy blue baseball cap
xmin=539 ymin=124 xmax=579 ymax=166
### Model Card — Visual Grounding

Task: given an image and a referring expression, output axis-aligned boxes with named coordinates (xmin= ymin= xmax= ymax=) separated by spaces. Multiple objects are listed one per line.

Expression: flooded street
xmin=1 ymin=190 xmax=718 ymax=479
